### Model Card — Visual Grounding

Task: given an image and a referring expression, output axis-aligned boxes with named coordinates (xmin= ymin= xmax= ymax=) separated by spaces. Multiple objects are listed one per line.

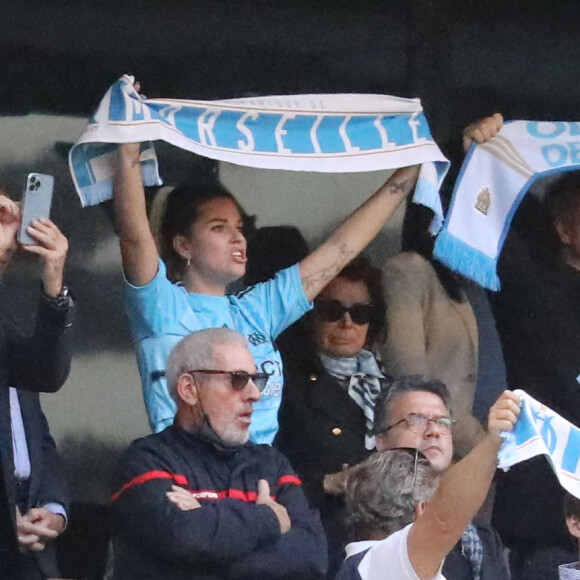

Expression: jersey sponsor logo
xmin=262 ymin=381 xmax=283 ymax=397
xmin=259 ymin=359 xmax=283 ymax=397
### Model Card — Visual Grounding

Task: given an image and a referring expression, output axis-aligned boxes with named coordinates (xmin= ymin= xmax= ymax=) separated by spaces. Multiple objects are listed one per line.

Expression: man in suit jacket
xmin=374 ymin=376 xmax=510 ymax=580
xmin=0 ymin=192 xmax=74 ymax=579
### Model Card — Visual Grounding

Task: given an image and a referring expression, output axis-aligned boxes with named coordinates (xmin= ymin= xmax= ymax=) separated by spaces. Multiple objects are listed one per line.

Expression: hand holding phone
xmin=18 ymin=173 xmax=54 ymax=245
xmin=21 ymin=218 xmax=69 ymax=296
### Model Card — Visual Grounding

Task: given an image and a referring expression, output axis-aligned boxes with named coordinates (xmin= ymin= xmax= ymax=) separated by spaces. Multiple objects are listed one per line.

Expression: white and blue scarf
xmin=560 ymin=563 xmax=580 ymax=580
xmin=68 ymin=75 xmax=449 ymax=221
xmin=461 ymin=523 xmax=483 ymax=580
xmin=319 ymin=350 xmax=386 ymax=450
xmin=499 ymin=390 xmax=580 ymax=500
xmin=432 ymin=120 xmax=580 ymax=290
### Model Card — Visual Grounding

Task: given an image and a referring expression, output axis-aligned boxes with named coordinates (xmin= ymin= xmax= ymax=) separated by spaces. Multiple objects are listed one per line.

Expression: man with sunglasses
xmin=110 ymin=327 xmax=327 ymax=580
xmin=373 ymin=376 xmax=510 ymax=580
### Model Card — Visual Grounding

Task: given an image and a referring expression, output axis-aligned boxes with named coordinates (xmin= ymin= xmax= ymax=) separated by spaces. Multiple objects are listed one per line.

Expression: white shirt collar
xmin=344 ymin=540 xmax=379 ymax=558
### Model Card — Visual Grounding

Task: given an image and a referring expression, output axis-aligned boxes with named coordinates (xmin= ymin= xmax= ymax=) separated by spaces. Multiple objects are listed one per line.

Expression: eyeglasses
xmin=409 ymin=447 xmax=419 ymax=492
xmin=187 ymin=370 xmax=269 ymax=392
xmin=381 ymin=413 xmax=454 ymax=435
xmin=397 ymin=448 xmax=425 ymax=492
xmin=315 ymin=299 xmax=376 ymax=325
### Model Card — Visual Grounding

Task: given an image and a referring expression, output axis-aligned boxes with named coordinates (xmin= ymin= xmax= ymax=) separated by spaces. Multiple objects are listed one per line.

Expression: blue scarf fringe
xmin=433 ymin=229 xmax=501 ymax=291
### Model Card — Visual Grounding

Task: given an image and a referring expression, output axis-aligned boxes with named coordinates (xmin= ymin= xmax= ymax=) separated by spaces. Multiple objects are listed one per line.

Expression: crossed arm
xmin=112 ymin=446 xmax=326 ymax=577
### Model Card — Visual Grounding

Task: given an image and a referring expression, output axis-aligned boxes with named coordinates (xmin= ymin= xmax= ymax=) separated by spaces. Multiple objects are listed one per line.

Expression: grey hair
xmin=166 ymin=328 xmax=249 ymax=402
xmin=345 ymin=448 xmax=440 ymax=541
xmin=374 ymin=375 xmax=451 ymax=435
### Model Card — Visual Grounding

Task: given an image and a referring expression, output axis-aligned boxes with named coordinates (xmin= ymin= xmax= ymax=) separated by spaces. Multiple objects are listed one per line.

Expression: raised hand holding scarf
xmin=433 ymin=120 xmax=580 ymax=290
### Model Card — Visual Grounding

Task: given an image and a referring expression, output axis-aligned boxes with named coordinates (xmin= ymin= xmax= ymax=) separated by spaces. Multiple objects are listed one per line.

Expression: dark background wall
xmin=2 ymin=0 xmax=579 ymax=147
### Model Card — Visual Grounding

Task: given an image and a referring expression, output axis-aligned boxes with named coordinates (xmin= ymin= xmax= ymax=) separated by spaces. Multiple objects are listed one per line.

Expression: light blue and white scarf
xmin=498 ymin=390 xmax=580 ymax=500
xmin=68 ymin=75 xmax=449 ymax=221
xmin=461 ymin=523 xmax=483 ymax=580
xmin=560 ymin=562 xmax=580 ymax=580
xmin=432 ymin=120 xmax=580 ymax=290
xmin=320 ymin=350 xmax=386 ymax=450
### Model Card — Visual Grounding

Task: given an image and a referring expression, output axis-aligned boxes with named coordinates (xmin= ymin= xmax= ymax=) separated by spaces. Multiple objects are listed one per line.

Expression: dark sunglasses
xmin=188 ymin=370 xmax=269 ymax=392
xmin=315 ymin=298 xmax=376 ymax=325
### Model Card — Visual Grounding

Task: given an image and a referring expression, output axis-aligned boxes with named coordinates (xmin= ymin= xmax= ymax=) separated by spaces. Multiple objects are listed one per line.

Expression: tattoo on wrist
xmin=302 ymin=243 xmax=354 ymax=292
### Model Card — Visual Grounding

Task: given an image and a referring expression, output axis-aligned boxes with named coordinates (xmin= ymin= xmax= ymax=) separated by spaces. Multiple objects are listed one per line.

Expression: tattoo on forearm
xmin=386 ymin=175 xmax=414 ymax=196
xmin=302 ymin=243 xmax=355 ymax=293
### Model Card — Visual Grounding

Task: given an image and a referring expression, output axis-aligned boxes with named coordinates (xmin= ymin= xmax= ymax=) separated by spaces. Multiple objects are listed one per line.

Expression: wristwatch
xmin=42 ymin=284 xmax=73 ymax=310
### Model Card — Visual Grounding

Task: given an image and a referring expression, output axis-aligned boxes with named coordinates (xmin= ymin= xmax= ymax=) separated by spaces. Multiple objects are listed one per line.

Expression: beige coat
xmin=380 ymin=251 xmax=484 ymax=458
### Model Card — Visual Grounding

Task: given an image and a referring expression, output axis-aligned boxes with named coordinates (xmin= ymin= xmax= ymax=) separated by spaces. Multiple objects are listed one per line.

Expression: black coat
xmin=443 ymin=518 xmax=511 ymax=580
xmin=275 ymin=356 xmax=388 ymax=577
xmin=275 ymin=358 xmax=375 ymax=505
xmin=111 ymin=425 xmax=327 ymax=580
xmin=0 ymin=294 xmax=74 ymax=579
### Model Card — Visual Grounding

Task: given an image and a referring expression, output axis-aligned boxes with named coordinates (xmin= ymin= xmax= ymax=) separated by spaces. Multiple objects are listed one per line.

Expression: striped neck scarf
xmin=319 ymin=350 xmax=385 ymax=450
xmin=560 ymin=562 xmax=580 ymax=579
xmin=461 ymin=522 xmax=483 ymax=580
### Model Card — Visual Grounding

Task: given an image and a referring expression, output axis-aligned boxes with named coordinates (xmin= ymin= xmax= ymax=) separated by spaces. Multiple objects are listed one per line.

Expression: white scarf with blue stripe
xmin=319 ymin=350 xmax=386 ymax=450
xmin=499 ymin=389 xmax=580 ymax=500
xmin=432 ymin=120 xmax=580 ymax=290
xmin=68 ymin=75 xmax=449 ymax=219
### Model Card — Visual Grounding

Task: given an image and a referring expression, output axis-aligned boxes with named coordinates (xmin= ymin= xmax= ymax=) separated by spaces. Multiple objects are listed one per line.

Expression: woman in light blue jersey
xmin=114 ymin=141 xmax=419 ymax=443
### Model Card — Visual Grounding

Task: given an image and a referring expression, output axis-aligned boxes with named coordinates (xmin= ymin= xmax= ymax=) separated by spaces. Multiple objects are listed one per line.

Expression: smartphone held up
xmin=17 ymin=173 xmax=54 ymax=245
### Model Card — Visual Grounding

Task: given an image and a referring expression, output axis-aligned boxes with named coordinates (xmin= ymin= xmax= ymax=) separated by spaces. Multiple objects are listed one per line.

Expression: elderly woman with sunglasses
xmin=275 ymin=256 xmax=389 ymax=577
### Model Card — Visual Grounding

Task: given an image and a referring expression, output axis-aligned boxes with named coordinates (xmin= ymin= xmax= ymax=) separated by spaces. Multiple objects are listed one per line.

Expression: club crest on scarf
xmin=474 ymin=187 xmax=491 ymax=216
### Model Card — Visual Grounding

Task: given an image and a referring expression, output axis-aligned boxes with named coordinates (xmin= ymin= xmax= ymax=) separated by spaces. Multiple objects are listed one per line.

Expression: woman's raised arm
xmin=298 ymin=164 xmax=420 ymax=301
xmin=113 ymin=143 xmax=160 ymax=286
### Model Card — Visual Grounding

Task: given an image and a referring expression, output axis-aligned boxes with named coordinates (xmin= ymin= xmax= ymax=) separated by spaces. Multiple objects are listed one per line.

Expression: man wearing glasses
xmin=373 ymin=375 xmax=510 ymax=580
xmin=110 ymin=327 xmax=327 ymax=580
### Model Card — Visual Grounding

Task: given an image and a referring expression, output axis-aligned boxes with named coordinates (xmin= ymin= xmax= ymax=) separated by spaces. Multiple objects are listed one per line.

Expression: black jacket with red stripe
xmin=111 ymin=424 xmax=328 ymax=580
